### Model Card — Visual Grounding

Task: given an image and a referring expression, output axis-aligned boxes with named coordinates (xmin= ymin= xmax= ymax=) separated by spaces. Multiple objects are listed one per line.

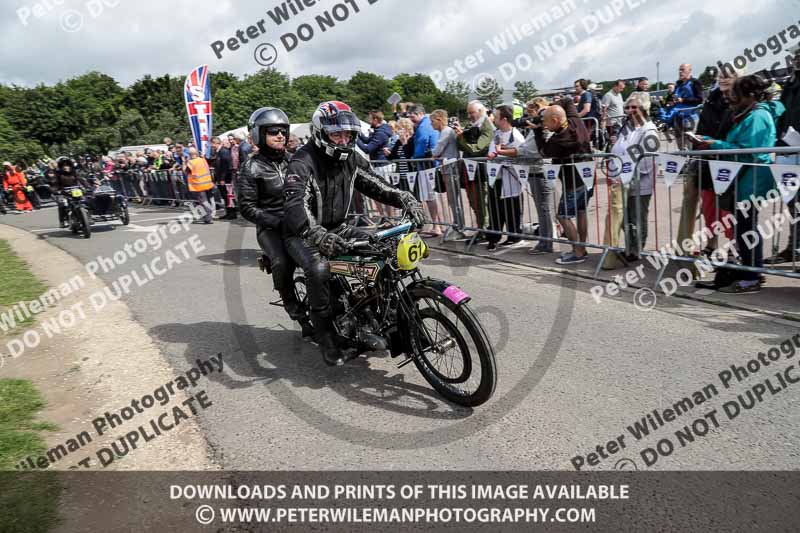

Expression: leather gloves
xmin=399 ymin=191 xmax=428 ymax=227
xmin=306 ymin=226 xmax=348 ymax=257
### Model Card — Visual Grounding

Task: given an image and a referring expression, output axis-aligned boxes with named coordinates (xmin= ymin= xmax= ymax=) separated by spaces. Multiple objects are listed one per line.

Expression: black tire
xmin=119 ymin=205 xmax=130 ymax=225
xmin=406 ymin=286 xmax=497 ymax=407
xmin=79 ymin=208 xmax=91 ymax=239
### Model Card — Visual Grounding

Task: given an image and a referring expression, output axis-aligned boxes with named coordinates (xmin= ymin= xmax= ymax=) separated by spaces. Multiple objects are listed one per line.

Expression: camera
xmin=512 ymin=114 xmax=542 ymax=129
xmin=448 ymin=117 xmax=460 ymax=128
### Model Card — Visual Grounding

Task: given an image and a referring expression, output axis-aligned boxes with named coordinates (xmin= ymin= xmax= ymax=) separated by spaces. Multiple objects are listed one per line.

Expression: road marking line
xmin=125 ymin=215 xmax=190 ymax=224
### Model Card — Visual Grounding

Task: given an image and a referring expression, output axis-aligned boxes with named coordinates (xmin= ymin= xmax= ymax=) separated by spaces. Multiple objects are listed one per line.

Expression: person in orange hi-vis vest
xmin=3 ymin=162 xmax=33 ymax=212
xmin=183 ymin=148 xmax=214 ymax=224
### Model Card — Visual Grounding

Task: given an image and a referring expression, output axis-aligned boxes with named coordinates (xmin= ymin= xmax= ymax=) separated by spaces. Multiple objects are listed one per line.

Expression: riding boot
xmin=310 ymin=311 xmax=356 ymax=366
xmin=299 ymin=317 xmax=315 ymax=341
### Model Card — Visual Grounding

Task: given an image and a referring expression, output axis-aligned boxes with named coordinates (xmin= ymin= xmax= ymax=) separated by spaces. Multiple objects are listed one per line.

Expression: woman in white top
xmin=603 ymin=91 xmax=658 ymax=266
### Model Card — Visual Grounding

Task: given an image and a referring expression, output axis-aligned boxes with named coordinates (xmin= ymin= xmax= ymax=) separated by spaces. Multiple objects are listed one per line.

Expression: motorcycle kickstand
xmin=396 ymin=356 xmax=414 ymax=369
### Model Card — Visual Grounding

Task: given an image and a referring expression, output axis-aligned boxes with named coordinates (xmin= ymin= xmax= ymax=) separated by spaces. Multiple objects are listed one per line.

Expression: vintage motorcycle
xmin=290 ymin=221 xmax=497 ymax=407
xmin=60 ymin=186 xmax=92 ymax=238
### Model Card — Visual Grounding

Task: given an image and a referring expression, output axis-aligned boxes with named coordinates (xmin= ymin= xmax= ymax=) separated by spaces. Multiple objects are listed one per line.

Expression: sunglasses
xmin=265 ymin=127 xmax=288 ymax=136
xmin=624 ymin=106 xmax=640 ymax=110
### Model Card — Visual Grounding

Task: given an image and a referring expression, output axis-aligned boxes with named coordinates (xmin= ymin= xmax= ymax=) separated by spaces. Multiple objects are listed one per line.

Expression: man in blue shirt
xmin=357 ymin=110 xmax=393 ymax=160
xmin=407 ymin=104 xmax=440 ymax=159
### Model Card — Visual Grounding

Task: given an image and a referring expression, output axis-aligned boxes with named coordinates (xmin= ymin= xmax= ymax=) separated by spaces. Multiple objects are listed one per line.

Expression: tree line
xmin=0 ymin=68 xmax=546 ymax=165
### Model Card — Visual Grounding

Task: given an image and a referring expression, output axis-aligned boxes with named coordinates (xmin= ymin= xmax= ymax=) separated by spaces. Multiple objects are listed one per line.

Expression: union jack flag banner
xmin=184 ymin=65 xmax=213 ymax=158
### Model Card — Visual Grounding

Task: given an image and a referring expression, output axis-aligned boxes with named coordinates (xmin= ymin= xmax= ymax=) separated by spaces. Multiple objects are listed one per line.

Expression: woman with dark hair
xmin=694 ymin=75 xmax=785 ymax=293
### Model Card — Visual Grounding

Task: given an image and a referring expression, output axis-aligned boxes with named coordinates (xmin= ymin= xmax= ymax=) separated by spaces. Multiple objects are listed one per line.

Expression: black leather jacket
xmin=237 ymin=152 xmax=289 ymax=230
xmin=51 ymin=170 xmax=88 ymax=191
xmin=283 ymin=143 xmax=413 ymax=239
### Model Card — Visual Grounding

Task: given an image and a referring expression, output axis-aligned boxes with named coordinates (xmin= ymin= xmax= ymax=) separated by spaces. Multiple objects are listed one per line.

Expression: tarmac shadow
xmin=149 ymin=321 xmax=473 ymax=421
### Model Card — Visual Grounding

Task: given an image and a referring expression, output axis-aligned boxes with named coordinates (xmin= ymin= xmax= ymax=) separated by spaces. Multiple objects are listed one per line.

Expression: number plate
xmin=396 ymin=233 xmax=427 ymax=270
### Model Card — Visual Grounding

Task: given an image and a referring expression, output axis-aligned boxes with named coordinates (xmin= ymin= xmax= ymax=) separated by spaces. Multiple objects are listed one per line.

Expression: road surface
xmin=2 ymin=204 xmax=798 ymax=471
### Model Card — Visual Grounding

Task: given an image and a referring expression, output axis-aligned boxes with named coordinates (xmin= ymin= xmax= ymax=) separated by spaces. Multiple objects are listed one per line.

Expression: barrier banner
xmin=708 ymin=160 xmax=744 ymax=196
xmin=513 ymin=165 xmax=531 ymax=193
xmin=406 ymin=171 xmax=418 ymax=190
xmin=618 ymin=156 xmax=636 ymax=187
xmin=184 ymin=65 xmax=213 ymax=158
xmin=657 ymin=154 xmax=688 ymax=188
xmin=465 ymin=160 xmax=478 ymax=182
xmin=573 ymin=162 xmax=596 ymax=191
xmin=769 ymin=164 xmax=800 ymax=204
xmin=486 ymin=162 xmax=503 ymax=188
xmin=389 ymin=173 xmax=400 ymax=186
xmin=417 ymin=168 xmax=437 ymax=202
xmin=542 ymin=164 xmax=561 ymax=181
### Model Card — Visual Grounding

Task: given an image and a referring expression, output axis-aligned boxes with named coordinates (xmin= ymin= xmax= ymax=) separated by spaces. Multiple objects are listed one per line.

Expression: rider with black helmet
xmin=52 ymin=157 xmax=89 ymax=227
xmin=237 ymin=107 xmax=314 ymax=339
xmin=283 ymin=101 xmax=427 ymax=366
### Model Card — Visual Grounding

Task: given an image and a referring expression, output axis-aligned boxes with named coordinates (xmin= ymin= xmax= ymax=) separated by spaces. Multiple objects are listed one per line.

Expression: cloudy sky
xmin=2 ymin=0 xmax=799 ymax=92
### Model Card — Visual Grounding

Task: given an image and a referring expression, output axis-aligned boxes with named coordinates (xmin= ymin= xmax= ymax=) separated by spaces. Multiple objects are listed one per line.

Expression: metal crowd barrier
xmin=635 ymin=146 xmax=800 ymax=284
xmin=364 ymin=144 xmax=800 ymax=283
xmin=109 ymin=169 xmax=217 ymax=208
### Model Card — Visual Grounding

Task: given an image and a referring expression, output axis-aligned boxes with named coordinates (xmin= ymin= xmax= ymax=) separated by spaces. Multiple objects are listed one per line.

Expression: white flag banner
xmin=708 ymin=160 xmax=744 ymax=196
xmin=513 ymin=165 xmax=529 ymax=181
xmin=465 ymin=160 xmax=478 ymax=181
xmin=513 ymin=165 xmax=531 ymax=193
xmin=406 ymin=171 xmax=418 ymax=190
xmin=770 ymin=165 xmax=800 ymax=204
xmin=657 ymin=154 xmax=687 ymax=188
xmin=573 ymin=162 xmax=596 ymax=191
xmin=389 ymin=173 xmax=400 ymax=186
xmin=417 ymin=168 xmax=436 ymax=202
xmin=618 ymin=155 xmax=636 ymax=187
xmin=542 ymin=164 xmax=561 ymax=182
xmin=427 ymin=168 xmax=438 ymax=189
xmin=443 ymin=158 xmax=458 ymax=168
xmin=486 ymin=162 xmax=503 ymax=188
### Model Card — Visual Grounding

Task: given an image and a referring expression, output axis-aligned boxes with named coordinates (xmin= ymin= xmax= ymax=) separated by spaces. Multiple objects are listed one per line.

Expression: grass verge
xmin=0 ymin=238 xmax=48 ymax=335
xmin=0 ymin=239 xmax=61 ymax=532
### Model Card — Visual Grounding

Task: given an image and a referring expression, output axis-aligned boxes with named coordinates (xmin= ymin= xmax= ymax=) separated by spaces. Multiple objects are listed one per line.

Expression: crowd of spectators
xmin=349 ymin=56 xmax=799 ymax=294
xmin=3 ymin=54 xmax=799 ymax=294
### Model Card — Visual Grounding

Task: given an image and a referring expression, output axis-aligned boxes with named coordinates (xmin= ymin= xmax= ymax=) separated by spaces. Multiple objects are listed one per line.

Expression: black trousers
xmin=486 ymin=185 xmax=522 ymax=244
xmin=714 ymin=204 xmax=762 ymax=285
xmin=283 ymin=225 xmax=372 ymax=316
xmin=257 ymin=228 xmax=305 ymax=321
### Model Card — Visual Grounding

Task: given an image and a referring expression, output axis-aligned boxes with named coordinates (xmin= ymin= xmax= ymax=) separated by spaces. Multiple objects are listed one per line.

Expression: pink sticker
xmin=443 ymin=285 xmax=469 ymax=305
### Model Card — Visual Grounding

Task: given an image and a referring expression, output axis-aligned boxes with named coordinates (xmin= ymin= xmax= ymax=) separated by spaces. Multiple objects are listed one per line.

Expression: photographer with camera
xmin=501 ymin=98 xmax=555 ymax=254
xmin=534 ymin=98 xmax=592 ymax=265
xmin=454 ymin=101 xmax=495 ymax=239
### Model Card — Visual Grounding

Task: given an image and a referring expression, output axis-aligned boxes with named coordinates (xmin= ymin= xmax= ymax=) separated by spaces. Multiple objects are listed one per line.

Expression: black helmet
xmin=248 ymin=107 xmax=290 ymax=157
xmin=56 ymin=156 xmax=75 ymax=172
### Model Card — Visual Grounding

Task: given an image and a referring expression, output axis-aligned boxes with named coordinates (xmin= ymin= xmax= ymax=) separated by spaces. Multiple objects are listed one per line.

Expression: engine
xmin=333 ymin=283 xmax=389 ymax=352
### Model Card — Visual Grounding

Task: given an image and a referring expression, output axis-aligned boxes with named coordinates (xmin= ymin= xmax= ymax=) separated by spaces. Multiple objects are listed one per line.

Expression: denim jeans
xmin=529 ymin=174 xmax=555 ymax=251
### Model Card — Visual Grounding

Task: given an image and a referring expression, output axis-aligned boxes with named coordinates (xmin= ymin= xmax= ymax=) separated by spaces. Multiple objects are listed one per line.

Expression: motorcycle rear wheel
xmin=407 ymin=286 xmax=497 ymax=407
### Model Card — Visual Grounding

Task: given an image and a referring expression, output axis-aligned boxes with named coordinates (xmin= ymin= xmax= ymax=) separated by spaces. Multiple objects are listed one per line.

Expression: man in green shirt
xmin=454 ymin=100 xmax=495 ymax=238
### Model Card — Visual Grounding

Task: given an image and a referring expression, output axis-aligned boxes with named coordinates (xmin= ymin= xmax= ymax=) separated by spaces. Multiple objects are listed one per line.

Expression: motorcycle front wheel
xmin=119 ymin=205 xmax=130 ymax=225
xmin=406 ymin=286 xmax=497 ymax=407
xmin=78 ymin=207 xmax=91 ymax=239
